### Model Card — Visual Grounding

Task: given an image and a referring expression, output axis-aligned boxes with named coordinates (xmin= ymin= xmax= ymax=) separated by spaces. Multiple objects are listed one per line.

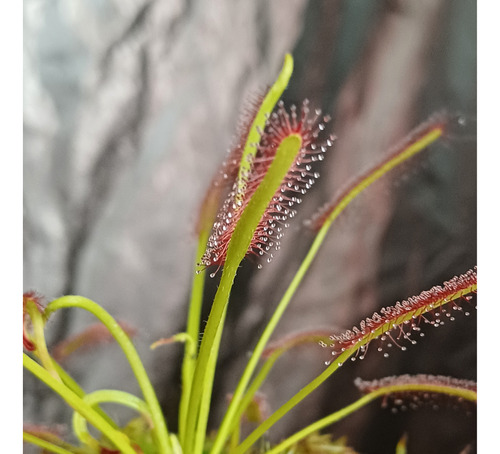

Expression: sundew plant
xmin=23 ymin=54 xmax=477 ymax=454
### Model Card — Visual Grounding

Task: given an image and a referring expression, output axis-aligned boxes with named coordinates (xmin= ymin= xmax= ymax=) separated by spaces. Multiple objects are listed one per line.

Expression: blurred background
xmin=24 ymin=0 xmax=476 ymax=453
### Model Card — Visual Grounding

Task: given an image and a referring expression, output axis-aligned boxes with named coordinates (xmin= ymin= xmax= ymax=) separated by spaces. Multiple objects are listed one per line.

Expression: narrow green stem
xmin=229 ymin=421 xmax=241 ymax=452
xmin=233 ymin=345 xmax=357 ymax=454
xmin=50 ymin=361 xmax=119 ymax=429
xmin=23 ymin=432 xmax=77 ymax=454
xmin=395 ymin=435 xmax=408 ymax=454
xmin=264 ymin=395 xmax=378 ymax=454
xmin=73 ymin=389 xmax=152 ymax=448
xmin=51 ymin=362 xmax=85 ymax=397
xmin=227 ymin=353 xmax=280 ymax=450
xmin=179 ymin=230 xmax=210 ymax=444
xmin=184 ymin=261 xmax=237 ymax=453
xmin=266 ymin=384 xmax=477 ymax=454
xmin=210 ymin=228 xmax=329 ymax=454
xmin=170 ymin=434 xmax=184 ymax=454
xmin=44 ymin=296 xmax=172 ymax=454
xmin=23 ymin=354 xmax=136 ymax=454
xmin=27 ymin=300 xmax=61 ymax=381
xmin=28 ymin=299 xmax=120 ymax=432
xmin=193 ymin=305 xmax=228 ymax=454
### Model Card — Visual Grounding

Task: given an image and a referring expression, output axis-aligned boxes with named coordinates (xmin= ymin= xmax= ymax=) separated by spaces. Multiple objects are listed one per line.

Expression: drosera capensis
xmin=23 ymin=54 xmax=476 ymax=454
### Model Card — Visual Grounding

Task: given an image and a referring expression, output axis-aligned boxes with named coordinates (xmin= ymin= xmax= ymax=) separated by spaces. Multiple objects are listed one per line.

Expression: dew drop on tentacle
xmin=202 ymin=98 xmax=336 ymax=273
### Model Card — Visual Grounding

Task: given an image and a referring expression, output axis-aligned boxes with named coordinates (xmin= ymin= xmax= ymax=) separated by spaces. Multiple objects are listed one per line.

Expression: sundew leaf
xmin=354 ymin=374 xmax=477 ymax=411
xmin=328 ymin=268 xmax=477 ymax=362
xmin=264 ymin=375 xmax=475 ymax=454
xmin=224 ymin=134 xmax=304 ymax=268
xmin=200 ymin=100 xmax=333 ymax=272
xmin=309 ymin=112 xmax=448 ymax=232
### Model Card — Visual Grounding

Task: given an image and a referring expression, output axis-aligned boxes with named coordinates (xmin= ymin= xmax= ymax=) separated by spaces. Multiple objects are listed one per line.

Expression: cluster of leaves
xmin=23 ymin=54 xmax=476 ymax=454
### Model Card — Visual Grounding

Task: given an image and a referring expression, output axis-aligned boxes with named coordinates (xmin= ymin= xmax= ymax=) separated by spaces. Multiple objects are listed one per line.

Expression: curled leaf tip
xmin=23 ymin=291 xmax=46 ymax=352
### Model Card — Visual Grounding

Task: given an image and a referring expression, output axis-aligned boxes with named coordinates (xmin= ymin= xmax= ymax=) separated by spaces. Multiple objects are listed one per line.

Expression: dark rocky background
xmin=24 ymin=1 xmax=476 ymax=453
